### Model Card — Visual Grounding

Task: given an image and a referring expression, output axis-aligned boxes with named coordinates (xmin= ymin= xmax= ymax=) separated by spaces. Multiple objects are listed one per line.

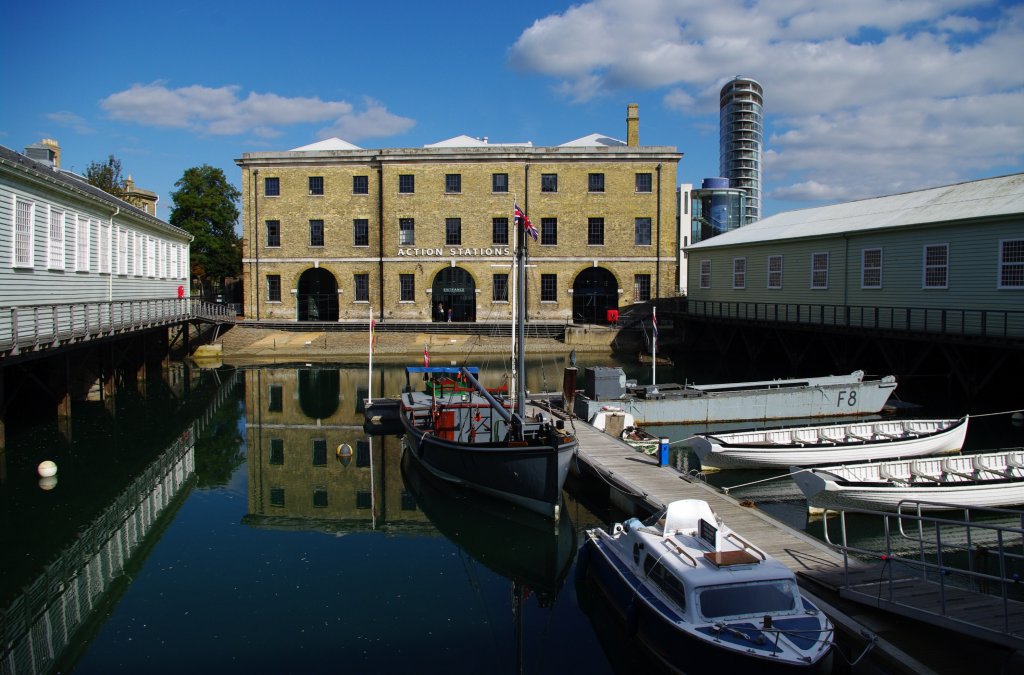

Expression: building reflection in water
xmin=242 ymin=367 xmax=430 ymax=534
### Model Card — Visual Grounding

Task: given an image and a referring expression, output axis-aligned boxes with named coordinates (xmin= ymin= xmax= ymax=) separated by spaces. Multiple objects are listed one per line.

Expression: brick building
xmin=235 ymin=105 xmax=682 ymax=324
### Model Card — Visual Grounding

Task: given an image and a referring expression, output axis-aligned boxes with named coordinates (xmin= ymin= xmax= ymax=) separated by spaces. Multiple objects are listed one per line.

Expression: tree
xmin=84 ymin=155 xmax=126 ymax=199
xmin=169 ymin=165 xmax=241 ymax=296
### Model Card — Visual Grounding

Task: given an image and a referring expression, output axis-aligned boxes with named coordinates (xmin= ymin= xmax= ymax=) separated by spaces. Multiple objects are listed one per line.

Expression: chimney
xmin=24 ymin=139 xmax=61 ymax=168
xmin=626 ymin=103 xmax=639 ymax=146
xmin=41 ymin=139 xmax=61 ymax=168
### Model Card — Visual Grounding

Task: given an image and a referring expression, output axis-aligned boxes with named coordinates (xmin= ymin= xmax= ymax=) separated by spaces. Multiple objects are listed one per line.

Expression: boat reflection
xmin=400 ymin=446 xmax=577 ymax=605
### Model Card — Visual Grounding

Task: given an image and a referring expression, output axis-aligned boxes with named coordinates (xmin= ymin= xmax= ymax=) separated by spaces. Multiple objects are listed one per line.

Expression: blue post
xmin=659 ymin=438 xmax=670 ymax=467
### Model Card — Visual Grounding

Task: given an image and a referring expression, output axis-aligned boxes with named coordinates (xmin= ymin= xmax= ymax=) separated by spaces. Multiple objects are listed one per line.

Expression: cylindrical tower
xmin=691 ymin=177 xmax=746 ymax=243
xmin=719 ymin=77 xmax=763 ymax=223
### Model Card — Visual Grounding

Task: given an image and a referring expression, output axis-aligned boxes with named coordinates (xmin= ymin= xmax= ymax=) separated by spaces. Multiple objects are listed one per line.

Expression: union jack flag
xmin=514 ymin=202 xmax=538 ymax=242
xmin=423 ymin=343 xmax=430 ymax=367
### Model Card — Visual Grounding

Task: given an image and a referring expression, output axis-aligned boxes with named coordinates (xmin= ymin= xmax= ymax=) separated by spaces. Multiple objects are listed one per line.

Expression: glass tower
xmin=719 ymin=77 xmax=763 ymax=223
xmin=691 ymin=178 xmax=746 ymax=243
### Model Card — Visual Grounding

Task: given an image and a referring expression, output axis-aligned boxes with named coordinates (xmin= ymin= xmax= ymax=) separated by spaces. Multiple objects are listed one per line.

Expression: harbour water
xmin=2 ymin=353 xmax=1021 ymax=674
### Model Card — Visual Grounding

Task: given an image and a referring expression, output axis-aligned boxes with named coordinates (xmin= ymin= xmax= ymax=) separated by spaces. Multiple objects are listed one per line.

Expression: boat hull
xmin=792 ymin=449 xmax=1024 ymax=511
xmin=693 ymin=417 xmax=968 ymax=470
xmin=401 ymin=416 xmax=576 ymax=519
xmin=575 ymin=371 xmax=896 ymax=426
xmin=579 ymin=535 xmax=832 ymax=673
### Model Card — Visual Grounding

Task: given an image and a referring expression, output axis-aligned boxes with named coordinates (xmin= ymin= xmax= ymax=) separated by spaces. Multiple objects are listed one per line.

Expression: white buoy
xmin=37 ymin=460 xmax=57 ymax=478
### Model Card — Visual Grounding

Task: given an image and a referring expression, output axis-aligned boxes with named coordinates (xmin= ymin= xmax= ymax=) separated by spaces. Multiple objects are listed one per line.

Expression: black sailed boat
xmin=398 ymin=204 xmax=578 ymax=520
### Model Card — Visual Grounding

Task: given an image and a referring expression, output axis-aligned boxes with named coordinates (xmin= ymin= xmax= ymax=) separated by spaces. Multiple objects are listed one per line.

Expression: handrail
xmin=723 ymin=532 xmax=767 ymax=560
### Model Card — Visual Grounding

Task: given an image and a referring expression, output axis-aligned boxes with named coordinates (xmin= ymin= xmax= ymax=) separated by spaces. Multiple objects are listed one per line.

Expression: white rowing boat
xmin=690 ymin=416 xmax=968 ymax=471
xmin=791 ymin=448 xmax=1024 ymax=512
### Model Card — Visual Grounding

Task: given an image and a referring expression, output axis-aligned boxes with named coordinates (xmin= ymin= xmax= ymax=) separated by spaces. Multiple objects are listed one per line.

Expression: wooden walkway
xmin=564 ymin=412 xmax=846 ymax=576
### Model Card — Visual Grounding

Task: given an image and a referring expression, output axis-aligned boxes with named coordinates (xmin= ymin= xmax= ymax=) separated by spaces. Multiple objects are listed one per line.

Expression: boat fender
xmin=623 ymin=517 xmax=643 ymax=532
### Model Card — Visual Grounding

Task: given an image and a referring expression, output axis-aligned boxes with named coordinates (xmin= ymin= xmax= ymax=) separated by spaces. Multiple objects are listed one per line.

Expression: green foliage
xmin=169 ymin=165 xmax=241 ymax=292
xmin=84 ymin=155 xmax=126 ymax=198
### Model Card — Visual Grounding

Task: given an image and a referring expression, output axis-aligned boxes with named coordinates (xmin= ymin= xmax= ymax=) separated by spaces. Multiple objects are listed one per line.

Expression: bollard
xmin=659 ymin=438 xmax=670 ymax=467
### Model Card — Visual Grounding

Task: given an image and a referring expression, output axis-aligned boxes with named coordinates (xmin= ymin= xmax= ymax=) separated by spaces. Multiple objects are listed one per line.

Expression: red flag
xmin=423 ymin=343 xmax=430 ymax=367
xmin=514 ymin=202 xmax=538 ymax=241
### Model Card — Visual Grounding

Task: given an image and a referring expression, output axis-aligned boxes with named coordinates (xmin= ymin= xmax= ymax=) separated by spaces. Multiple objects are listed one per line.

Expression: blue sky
xmin=3 ymin=0 xmax=1022 ymax=221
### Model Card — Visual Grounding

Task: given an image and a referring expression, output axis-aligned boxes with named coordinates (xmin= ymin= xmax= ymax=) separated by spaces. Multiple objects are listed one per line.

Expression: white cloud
xmin=100 ymin=83 xmax=413 ymax=141
xmin=509 ymin=0 xmax=1024 ymax=208
xmin=46 ymin=110 xmax=95 ymax=134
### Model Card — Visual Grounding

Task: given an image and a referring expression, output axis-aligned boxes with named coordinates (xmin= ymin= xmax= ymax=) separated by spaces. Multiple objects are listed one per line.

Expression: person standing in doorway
xmin=437 ymin=302 xmax=444 ymax=322
xmin=447 ymin=307 xmax=453 ymax=322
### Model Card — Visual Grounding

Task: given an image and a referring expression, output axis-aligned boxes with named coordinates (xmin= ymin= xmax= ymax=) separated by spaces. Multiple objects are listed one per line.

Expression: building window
xmin=48 ymin=207 xmax=65 ymax=270
xmin=354 ymin=219 xmax=369 ymax=247
xmin=767 ymin=255 xmax=783 ymax=289
xmin=354 ymin=273 xmax=369 ymax=302
xmin=634 ymin=274 xmax=652 ymax=302
xmin=399 ymin=174 xmax=415 ymax=193
xmin=13 ymin=197 xmax=34 ymax=268
xmin=541 ymin=173 xmax=558 ymax=193
xmin=999 ymin=239 xmax=1024 ymax=288
xmin=269 ymin=487 xmax=285 ymax=507
xmin=400 ymin=274 xmax=415 ymax=301
xmin=267 ymin=274 xmax=281 ymax=302
xmin=268 ymin=384 xmax=283 ymax=412
xmin=923 ymin=244 xmax=948 ymax=288
xmin=445 ymin=174 xmax=461 ymax=194
xmin=99 ymin=223 xmax=111 ymax=274
xmin=811 ymin=252 xmax=829 ymax=289
xmin=588 ymin=173 xmax=605 ymax=192
xmin=353 ymin=175 xmax=369 ymax=194
xmin=862 ymin=248 xmax=882 ymax=289
xmin=264 ymin=177 xmax=280 ymax=196
xmin=588 ymin=218 xmax=604 ymax=246
xmin=308 ymin=176 xmax=324 ymax=196
xmin=309 ymin=220 xmax=325 ymax=247
xmin=445 ymin=218 xmax=462 ymax=246
xmin=312 ymin=439 xmax=327 ymax=466
xmin=266 ymin=220 xmax=280 ymax=247
xmin=635 ymin=217 xmax=652 ymax=246
xmin=636 ymin=173 xmax=652 ymax=193
xmin=357 ymin=440 xmax=371 ymax=467
xmin=356 ymin=490 xmax=372 ymax=509
xmin=493 ymin=274 xmax=508 ymax=302
xmin=313 ymin=488 xmax=328 ymax=508
xmin=540 ymin=273 xmax=558 ymax=302
xmin=77 ymin=217 xmax=90 ymax=272
xmin=541 ymin=217 xmax=557 ymax=246
xmin=117 ymin=228 xmax=128 ymax=275
xmin=492 ymin=217 xmax=508 ymax=245
xmin=492 ymin=173 xmax=508 ymax=193
xmin=700 ymin=260 xmax=712 ymax=289
xmin=732 ymin=258 xmax=746 ymax=289
xmin=399 ymin=218 xmax=415 ymax=245
xmin=269 ymin=438 xmax=284 ymax=465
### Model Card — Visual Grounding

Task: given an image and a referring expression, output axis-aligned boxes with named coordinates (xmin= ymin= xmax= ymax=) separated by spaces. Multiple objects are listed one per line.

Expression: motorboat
xmin=589 ymin=407 xmax=660 ymax=454
xmin=691 ymin=416 xmax=968 ymax=471
xmin=578 ymin=499 xmax=834 ymax=672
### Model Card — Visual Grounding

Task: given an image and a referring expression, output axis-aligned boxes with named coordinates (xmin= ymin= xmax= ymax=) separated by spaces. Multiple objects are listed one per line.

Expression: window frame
xmin=587 ymin=217 xmax=605 ymax=246
xmin=48 ymin=206 xmax=65 ymax=270
xmin=998 ymin=239 xmax=1024 ymax=289
xmin=399 ymin=218 xmax=415 ymax=245
xmin=541 ymin=173 xmax=558 ymax=193
xmin=445 ymin=218 xmax=462 ymax=246
xmin=588 ymin=173 xmax=605 ymax=193
xmin=353 ymin=219 xmax=369 ymax=247
xmin=265 ymin=220 xmax=281 ymax=247
xmin=353 ymin=175 xmax=369 ymax=195
xmin=308 ymin=176 xmax=324 ymax=196
xmin=492 ymin=173 xmax=509 ymax=193
xmin=264 ymin=176 xmax=280 ymax=197
xmin=540 ymin=217 xmax=557 ymax=246
xmin=922 ymin=244 xmax=948 ymax=289
xmin=635 ymin=173 xmax=652 ymax=193
xmin=540 ymin=273 xmax=558 ymax=302
xmin=399 ymin=273 xmax=415 ymax=302
xmin=767 ymin=255 xmax=783 ymax=289
xmin=354 ymin=273 xmax=370 ymax=302
xmin=732 ymin=257 xmax=746 ymax=289
xmin=398 ymin=174 xmax=415 ymax=194
xmin=13 ymin=196 xmax=35 ymax=268
xmin=492 ymin=273 xmax=509 ymax=302
xmin=491 ymin=217 xmax=508 ymax=246
xmin=267 ymin=274 xmax=282 ymax=302
xmin=635 ymin=217 xmax=652 ymax=246
xmin=861 ymin=248 xmax=882 ymax=289
xmin=444 ymin=174 xmax=461 ymax=194
xmin=309 ymin=219 xmax=325 ymax=247
xmin=634 ymin=274 xmax=652 ymax=302
xmin=811 ymin=252 xmax=830 ymax=290
xmin=699 ymin=260 xmax=712 ymax=289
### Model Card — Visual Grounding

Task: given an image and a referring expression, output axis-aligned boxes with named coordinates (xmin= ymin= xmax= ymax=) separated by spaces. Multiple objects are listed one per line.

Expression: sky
xmin=2 ymin=0 xmax=1022 ymax=221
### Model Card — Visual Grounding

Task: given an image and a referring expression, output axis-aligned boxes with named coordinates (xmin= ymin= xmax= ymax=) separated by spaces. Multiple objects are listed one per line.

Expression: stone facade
xmin=236 ymin=117 xmax=682 ymax=324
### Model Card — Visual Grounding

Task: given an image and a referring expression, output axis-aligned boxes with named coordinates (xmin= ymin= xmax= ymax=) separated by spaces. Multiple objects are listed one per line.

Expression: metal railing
xmin=0 ymin=297 xmax=235 ymax=356
xmin=821 ymin=500 xmax=1024 ymax=647
xmin=686 ymin=300 xmax=1024 ymax=341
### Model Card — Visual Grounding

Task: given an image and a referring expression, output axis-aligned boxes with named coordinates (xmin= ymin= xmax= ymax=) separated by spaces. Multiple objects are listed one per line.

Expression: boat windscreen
xmin=698 ymin=580 xmax=797 ymax=619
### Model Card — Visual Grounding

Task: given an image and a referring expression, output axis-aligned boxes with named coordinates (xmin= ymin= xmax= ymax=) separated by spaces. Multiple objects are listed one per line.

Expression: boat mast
xmin=516 ymin=204 xmax=527 ymax=418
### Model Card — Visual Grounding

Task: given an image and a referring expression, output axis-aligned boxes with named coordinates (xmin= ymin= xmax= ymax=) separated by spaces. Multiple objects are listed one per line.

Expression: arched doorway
xmin=297 ymin=368 xmax=340 ymax=419
xmin=572 ymin=267 xmax=618 ymax=324
xmin=297 ymin=268 xmax=338 ymax=321
xmin=431 ymin=267 xmax=476 ymax=322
